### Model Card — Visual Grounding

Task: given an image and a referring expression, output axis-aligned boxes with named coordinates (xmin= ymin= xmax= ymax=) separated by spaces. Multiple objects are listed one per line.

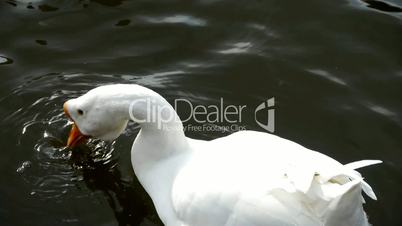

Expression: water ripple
xmin=218 ymin=42 xmax=253 ymax=55
xmin=0 ymin=55 xmax=14 ymax=65
xmin=349 ymin=0 xmax=402 ymax=18
xmin=0 ymin=73 xmax=123 ymax=202
xmin=365 ymin=102 xmax=399 ymax=121
xmin=307 ymin=69 xmax=348 ymax=87
xmin=138 ymin=14 xmax=207 ymax=27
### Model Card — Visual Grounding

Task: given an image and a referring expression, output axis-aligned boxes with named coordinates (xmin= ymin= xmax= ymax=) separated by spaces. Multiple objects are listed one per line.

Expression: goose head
xmin=63 ymin=85 xmax=130 ymax=147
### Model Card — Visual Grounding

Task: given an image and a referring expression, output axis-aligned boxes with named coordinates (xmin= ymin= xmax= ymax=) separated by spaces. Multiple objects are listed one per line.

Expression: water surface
xmin=0 ymin=0 xmax=401 ymax=225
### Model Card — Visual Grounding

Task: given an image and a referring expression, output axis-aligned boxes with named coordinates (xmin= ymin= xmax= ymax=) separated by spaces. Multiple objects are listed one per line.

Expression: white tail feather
xmin=361 ymin=180 xmax=377 ymax=200
xmin=345 ymin=160 xmax=382 ymax=170
xmin=345 ymin=159 xmax=382 ymax=200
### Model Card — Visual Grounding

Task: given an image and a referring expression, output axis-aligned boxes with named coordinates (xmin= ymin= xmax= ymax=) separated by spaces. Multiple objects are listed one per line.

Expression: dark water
xmin=0 ymin=0 xmax=401 ymax=225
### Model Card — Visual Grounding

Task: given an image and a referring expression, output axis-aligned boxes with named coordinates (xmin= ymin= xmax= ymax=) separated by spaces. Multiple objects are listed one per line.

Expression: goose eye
xmin=77 ymin=109 xmax=84 ymax=115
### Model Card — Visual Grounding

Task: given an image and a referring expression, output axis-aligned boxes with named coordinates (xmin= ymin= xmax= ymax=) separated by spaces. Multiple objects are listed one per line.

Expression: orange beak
xmin=64 ymin=102 xmax=88 ymax=148
xmin=67 ymin=124 xmax=88 ymax=148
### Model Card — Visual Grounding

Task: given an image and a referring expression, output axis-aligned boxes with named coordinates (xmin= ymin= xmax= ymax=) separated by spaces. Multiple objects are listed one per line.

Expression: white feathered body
xmin=168 ymin=131 xmax=379 ymax=226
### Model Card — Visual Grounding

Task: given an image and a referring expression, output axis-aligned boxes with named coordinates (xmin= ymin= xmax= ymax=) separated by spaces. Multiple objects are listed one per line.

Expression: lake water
xmin=0 ymin=0 xmax=401 ymax=225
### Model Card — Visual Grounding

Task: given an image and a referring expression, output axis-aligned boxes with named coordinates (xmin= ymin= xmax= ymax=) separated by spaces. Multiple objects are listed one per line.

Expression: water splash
xmin=1 ymin=73 xmax=121 ymax=200
xmin=16 ymin=161 xmax=32 ymax=173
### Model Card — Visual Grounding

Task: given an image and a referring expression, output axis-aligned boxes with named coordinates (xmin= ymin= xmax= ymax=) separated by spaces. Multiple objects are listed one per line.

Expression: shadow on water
xmin=70 ymin=142 xmax=162 ymax=226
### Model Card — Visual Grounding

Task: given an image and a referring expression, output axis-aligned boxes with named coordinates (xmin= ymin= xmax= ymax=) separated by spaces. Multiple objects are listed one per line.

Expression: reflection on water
xmin=138 ymin=15 xmax=207 ymax=27
xmin=307 ymin=69 xmax=348 ymax=87
xmin=218 ymin=42 xmax=253 ymax=55
xmin=0 ymin=56 xmax=13 ymax=65
xmin=0 ymin=0 xmax=401 ymax=225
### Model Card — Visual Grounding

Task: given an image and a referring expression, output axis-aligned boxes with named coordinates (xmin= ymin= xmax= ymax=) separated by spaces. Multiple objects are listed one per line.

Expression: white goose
xmin=63 ymin=84 xmax=381 ymax=226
